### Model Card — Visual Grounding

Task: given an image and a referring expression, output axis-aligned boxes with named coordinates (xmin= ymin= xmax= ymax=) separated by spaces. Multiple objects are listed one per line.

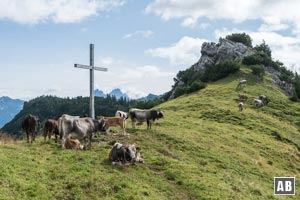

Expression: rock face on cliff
xmin=192 ymin=38 xmax=254 ymax=71
xmin=265 ymin=66 xmax=296 ymax=97
xmin=169 ymin=39 xmax=254 ymax=99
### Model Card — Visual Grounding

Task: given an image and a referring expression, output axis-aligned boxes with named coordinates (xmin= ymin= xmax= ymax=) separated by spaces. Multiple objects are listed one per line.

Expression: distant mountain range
xmin=94 ymin=88 xmax=129 ymax=100
xmin=0 ymin=96 xmax=24 ymax=128
xmin=136 ymin=93 xmax=162 ymax=101
xmin=95 ymin=88 xmax=161 ymax=101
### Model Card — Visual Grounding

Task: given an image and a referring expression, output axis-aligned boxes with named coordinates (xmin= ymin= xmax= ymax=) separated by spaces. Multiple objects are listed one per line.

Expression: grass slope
xmin=1 ymin=68 xmax=300 ymax=199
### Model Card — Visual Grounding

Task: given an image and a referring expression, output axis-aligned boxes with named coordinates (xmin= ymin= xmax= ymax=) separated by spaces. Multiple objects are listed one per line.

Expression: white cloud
xmin=181 ymin=18 xmax=210 ymax=29
xmin=123 ymin=30 xmax=154 ymax=39
xmin=215 ymin=28 xmax=300 ymax=71
xmin=146 ymin=0 xmax=300 ymax=33
xmin=0 ymin=0 xmax=125 ymax=24
xmin=96 ymin=56 xmax=124 ymax=67
xmin=258 ymin=23 xmax=289 ymax=32
xmin=146 ymin=36 xmax=207 ymax=66
xmin=121 ymin=65 xmax=174 ymax=79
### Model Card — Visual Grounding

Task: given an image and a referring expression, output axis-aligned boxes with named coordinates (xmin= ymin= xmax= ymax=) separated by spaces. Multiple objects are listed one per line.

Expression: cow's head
xmin=124 ymin=113 xmax=129 ymax=120
xmin=35 ymin=116 xmax=41 ymax=127
xmin=157 ymin=110 xmax=164 ymax=119
xmin=126 ymin=144 xmax=144 ymax=164
xmin=96 ymin=118 xmax=108 ymax=132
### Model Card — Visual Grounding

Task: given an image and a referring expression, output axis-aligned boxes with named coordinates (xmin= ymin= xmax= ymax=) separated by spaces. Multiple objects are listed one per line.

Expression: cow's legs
xmin=88 ymin=133 xmax=93 ymax=150
xmin=43 ymin=131 xmax=47 ymax=142
xmin=48 ymin=131 xmax=52 ymax=140
xmin=33 ymin=131 xmax=36 ymax=142
xmin=106 ymin=127 xmax=112 ymax=136
xmin=62 ymin=133 xmax=68 ymax=149
xmin=30 ymin=132 xmax=34 ymax=143
xmin=55 ymin=134 xmax=58 ymax=143
xmin=147 ymin=120 xmax=150 ymax=130
xmin=131 ymin=120 xmax=135 ymax=129
xmin=26 ymin=131 xmax=30 ymax=143
xmin=123 ymin=120 xmax=126 ymax=136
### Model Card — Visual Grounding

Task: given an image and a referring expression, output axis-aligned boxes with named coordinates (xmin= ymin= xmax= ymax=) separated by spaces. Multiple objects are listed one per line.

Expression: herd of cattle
xmin=236 ymin=79 xmax=270 ymax=111
xmin=21 ymin=108 xmax=164 ymax=165
xmin=19 ymin=78 xmax=270 ymax=164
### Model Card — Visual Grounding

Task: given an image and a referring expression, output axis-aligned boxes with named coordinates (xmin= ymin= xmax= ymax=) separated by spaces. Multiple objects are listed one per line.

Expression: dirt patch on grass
xmin=158 ymin=149 xmax=180 ymax=160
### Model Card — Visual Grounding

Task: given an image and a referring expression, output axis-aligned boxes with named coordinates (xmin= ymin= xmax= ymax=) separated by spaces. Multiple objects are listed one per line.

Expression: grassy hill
xmin=1 ymin=68 xmax=300 ymax=199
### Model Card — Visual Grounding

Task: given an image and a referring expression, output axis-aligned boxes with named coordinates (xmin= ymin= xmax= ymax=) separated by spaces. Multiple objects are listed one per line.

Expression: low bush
xmin=251 ymin=64 xmax=265 ymax=78
xmin=202 ymin=61 xmax=240 ymax=82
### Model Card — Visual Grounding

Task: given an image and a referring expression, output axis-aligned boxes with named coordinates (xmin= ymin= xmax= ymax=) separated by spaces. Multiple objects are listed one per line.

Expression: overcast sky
xmin=0 ymin=0 xmax=300 ymax=100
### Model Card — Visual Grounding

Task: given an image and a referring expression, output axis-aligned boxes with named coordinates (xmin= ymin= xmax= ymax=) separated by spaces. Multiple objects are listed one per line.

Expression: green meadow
xmin=1 ymin=68 xmax=300 ymax=199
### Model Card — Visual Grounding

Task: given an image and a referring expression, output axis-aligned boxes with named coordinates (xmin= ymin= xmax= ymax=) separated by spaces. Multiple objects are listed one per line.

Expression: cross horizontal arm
xmin=74 ymin=64 xmax=108 ymax=71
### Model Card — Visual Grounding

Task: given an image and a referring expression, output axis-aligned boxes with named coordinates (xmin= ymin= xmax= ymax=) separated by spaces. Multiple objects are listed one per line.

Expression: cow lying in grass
xmin=239 ymin=94 xmax=248 ymax=101
xmin=108 ymin=142 xmax=143 ymax=165
xmin=253 ymin=99 xmax=264 ymax=107
xmin=64 ymin=138 xmax=84 ymax=150
xmin=259 ymin=95 xmax=270 ymax=105
xmin=97 ymin=116 xmax=126 ymax=136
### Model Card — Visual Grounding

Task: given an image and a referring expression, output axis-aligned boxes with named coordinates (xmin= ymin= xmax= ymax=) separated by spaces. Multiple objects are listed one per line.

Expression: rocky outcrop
xmin=265 ymin=67 xmax=296 ymax=97
xmin=170 ymin=37 xmax=295 ymax=99
xmin=170 ymin=39 xmax=254 ymax=99
xmin=193 ymin=38 xmax=254 ymax=71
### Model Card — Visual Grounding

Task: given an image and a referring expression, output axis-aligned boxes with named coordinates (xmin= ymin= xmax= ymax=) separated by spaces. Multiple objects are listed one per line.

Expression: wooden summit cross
xmin=74 ymin=44 xmax=108 ymax=119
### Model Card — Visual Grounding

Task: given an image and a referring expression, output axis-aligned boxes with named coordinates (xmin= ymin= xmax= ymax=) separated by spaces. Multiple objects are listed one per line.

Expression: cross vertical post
xmin=74 ymin=44 xmax=108 ymax=119
xmin=90 ymin=44 xmax=94 ymax=119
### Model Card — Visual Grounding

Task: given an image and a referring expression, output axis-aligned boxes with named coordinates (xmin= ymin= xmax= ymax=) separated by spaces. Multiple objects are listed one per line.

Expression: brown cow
xmin=43 ymin=119 xmax=59 ymax=142
xmin=22 ymin=114 xmax=40 ymax=143
xmin=97 ymin=116 xmax=126 ymax=136
xmin=239 ymin=94 xmax=248 ymax=101
xmin=64 ymin=138 xmax=84 ymax=150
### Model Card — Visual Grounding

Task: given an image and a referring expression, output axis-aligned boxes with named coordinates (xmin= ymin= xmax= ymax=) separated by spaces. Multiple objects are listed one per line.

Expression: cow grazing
xmin=253 ymin=99 xmax=264 ymax=107
xmin=43 ymin=119 xmax=59 ymax=142
xmin=239 ymin=94 xmax=248 ymax=101
xmin=259 ymin=95 xmax=270 ymax=105
xmin=237 ymin=80 xmax=247 ymax=88
xmin=97 ymin=116 xmax=126 ymax=136
xmin=115 ymin=110 xmax=128 ymax=120
xmin=238 ymin=102 xmax=244 ymax=111
xmin=129 ymin=108 xmax=164 ymax=129
xmin=108 ymin=142 xmax=143 ymax=165
xmin=60 ymin=114 xmax=107 ymax=149
xmin=64 ymin=138 xmax=84 ymax=150
xmin=22 ymin=114 xmax=40 ymax=143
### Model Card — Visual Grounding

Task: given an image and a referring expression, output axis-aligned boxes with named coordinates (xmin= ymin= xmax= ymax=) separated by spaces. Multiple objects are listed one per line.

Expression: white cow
xmin=253 ymin=99 xmax=263 ymax=107
xmin=115 ymin=110 xmax=128 ymax=120
xmin=237 ymin=80 xmax=247 ymax=88
xmin=238 ymin=102 xmax=244 ymax=111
